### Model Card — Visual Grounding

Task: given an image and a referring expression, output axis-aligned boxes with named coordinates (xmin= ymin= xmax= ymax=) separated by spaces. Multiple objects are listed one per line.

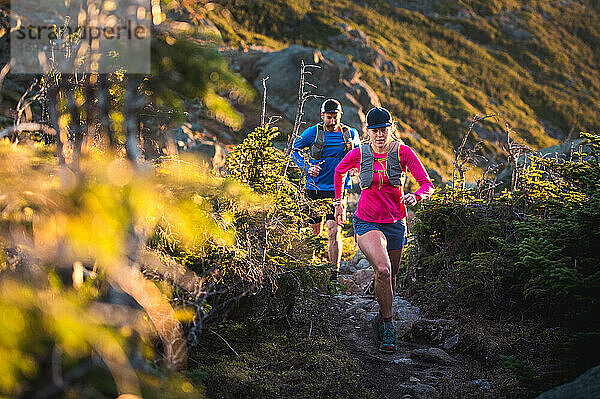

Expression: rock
xmin=352 ymin=268 xmax=375 ymax=291
xmin=379 ymin=75 xmax=391 ymax=90
xmin=392 ymin=297 xmax=421 ymax=335
xmin=496 ymin=138 xmax=590 ymax=184
xmin=540 ymin=119 xmax=566 ymax=140
xmin=443 ymin=333 xmax=459 ymax=350
xmin=328 ymin=28 xmax=398 ymax=74
xmin=349 ymin=249 xmax=367 ymax=267
xmin=469 ymin=379 xmax=491 ymax=391
xmin=410 ymin=348 xmax=456 ymax=365
xmin=497 ymin=11 xmax=531 ymax=41
xmin=356 ymin=258 xmax=371 ymax=270
xmin=348 ymin=249 xmax=367 ymax=266
xmin=338 ymin=275 xmax=363 ymax=295
xmin=393 ymin=297 xmax=420 ymax=321
xmin=397 ymin=383 xmax=439 ymax=399
xmin=166 ymin=122 xmax=229 ymax=173
xmin=340 ymin=296 xmax=378 ymax=316
xmin=339 ymin=260 xmax=351 ymax=273
xmin=238 ymin=45 xmax=380 ymax=134
xmin=187 ymin=139 xmax=228 ymax=174
xmin=404 ymin=319 xmax=458 ymax=346
xmin=338 ymin=275 xmax=354 ymax=286
xmin=338 ymin=267 xmax=375 ymax=295
xmin=535 ymin=365 xmax=600 ymax=399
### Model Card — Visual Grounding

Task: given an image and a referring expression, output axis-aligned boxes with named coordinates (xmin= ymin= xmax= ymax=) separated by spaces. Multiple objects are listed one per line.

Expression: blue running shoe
xmin=379 ymin=327 xmax=397 ymax=353
xmin=370 ymin=315 xmax=384 ymax=348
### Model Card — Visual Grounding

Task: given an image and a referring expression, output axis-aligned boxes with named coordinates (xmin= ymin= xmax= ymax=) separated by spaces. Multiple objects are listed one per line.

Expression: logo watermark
xmin=10 ymin=0 xmax=151 ymax=74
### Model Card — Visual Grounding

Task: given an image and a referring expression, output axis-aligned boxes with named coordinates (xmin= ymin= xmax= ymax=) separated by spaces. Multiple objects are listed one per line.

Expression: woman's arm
xmin=401 ymin=145 xmax=434 ymax=201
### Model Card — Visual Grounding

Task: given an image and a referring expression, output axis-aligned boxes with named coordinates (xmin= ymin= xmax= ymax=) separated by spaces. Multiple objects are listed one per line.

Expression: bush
xmin=403 ymin=132 xmax=600 ymax=375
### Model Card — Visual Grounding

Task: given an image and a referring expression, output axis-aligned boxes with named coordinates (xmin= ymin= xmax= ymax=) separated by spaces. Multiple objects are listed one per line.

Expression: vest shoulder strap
xmin=313 ymin=123 xmax=324 ymax=145
xmin=359 ymin=144 xmax=374 ymax=189
xmin=386 ymin=141 xmax=406 ymax=187
xmin=310 ymin=123 xmax=325 ymax=159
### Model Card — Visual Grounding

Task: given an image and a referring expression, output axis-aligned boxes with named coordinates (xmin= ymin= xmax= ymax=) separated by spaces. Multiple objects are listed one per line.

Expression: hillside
xmin=0 ymin=2 xmax=599 ymax=397
xmin=198 ymin=0 xmax=600 ymax=177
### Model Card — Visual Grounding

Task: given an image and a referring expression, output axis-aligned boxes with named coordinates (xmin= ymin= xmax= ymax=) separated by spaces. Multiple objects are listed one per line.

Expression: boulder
xmin=403 ymin=318 xmax=458 ymax=346
xmin=469 ymin=379 xmax=491 ymax=391
xmin=535 ymin=365 xmax=600 ymax=399
xmin=443 ymin=333 xmax=459 ymax=350
xmin=393 ymin=297 xmax=421 ymax=334
xmin=356 ymin=258 xmax=371 ymax=270
xmin=349 ymin=249 xmax=367 ymax=267
xmin=352 ymin=268 xmax=374 ymax=289
xmin=340 ymin=268 xmax=374 ymax=295
xmin=235 ymin=45 xmax=381 ymax=134
xmin=410 ymin=348 xmax=456 ymax=365
xmin=396 ymin=383 xmax=439 ymax=399
xmin=167 ymin=122 xmax=229 ymax=174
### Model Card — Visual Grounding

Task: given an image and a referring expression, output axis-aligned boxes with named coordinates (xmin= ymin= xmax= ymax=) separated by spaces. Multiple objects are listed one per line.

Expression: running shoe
xmin=370 ymin=315 xmax=384 ymax=347
xmin=379 ymin=327 xmax=397 ymax=353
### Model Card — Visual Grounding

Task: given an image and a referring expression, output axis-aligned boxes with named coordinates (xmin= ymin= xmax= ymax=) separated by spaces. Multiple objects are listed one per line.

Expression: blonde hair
xmin=366 ymin=120 xmax=404 ymax=145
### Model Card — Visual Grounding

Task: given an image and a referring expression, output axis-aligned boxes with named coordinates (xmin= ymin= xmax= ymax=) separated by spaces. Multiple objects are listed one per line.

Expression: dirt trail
xmin=323 ymin=292 xmax=490 ymax=399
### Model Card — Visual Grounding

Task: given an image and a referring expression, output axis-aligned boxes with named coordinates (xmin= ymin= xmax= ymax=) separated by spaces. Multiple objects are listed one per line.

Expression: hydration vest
xmin=359 ymin=141 xmax=406 ymax=189
xmin=309 ymin=123 xmax=353 ymax=160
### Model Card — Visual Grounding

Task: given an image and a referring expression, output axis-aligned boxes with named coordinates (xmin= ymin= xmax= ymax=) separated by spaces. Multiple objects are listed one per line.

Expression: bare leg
xmin=357 ymin=230 xmax=393 ymax=318
xmin=388 ymin=249 xmax=403 ymax=295
xmin=326 ymin=219 xmax=342 ymax=271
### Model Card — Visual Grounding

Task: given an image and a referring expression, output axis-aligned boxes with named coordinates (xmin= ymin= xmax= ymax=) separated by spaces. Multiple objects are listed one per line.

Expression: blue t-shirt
xmin=291 ymin=124 xmax=361 ymax=191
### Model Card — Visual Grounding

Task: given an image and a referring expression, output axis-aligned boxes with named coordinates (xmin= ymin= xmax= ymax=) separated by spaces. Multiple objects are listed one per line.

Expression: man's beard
xmin=324 ymin=122 xmax=340 ymax=132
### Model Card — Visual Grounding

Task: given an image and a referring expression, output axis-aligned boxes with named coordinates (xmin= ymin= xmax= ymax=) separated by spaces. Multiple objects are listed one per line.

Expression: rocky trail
xmin=320 ymin=255 xmax=493 ymax=399
xmin=325 ymin=292 xmax=490 ymax=399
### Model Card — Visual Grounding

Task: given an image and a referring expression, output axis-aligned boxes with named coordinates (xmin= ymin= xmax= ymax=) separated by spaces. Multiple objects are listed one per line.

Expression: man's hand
xmin=349 ymin=167 xmax=359 ymax=177
xmin=307 ymin=164 xmax=322 ymax=177
xmin=334 ymin=202 xmax=347 ymax=226
xmin=403 ymin=193 xmax=418 ymax=206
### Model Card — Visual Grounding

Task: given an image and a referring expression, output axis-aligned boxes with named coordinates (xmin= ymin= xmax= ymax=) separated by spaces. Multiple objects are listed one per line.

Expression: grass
xmin=188 ymin=295 xmax=377 ymax=399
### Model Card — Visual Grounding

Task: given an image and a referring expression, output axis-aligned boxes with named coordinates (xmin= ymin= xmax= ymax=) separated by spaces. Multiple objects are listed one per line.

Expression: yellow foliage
xmin=0 ymin=142 xmax=264 ymax=396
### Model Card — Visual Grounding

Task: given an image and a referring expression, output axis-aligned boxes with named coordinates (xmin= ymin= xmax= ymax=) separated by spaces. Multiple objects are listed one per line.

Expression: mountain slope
xmin=204 ymin=0 xmax=600 ymax=176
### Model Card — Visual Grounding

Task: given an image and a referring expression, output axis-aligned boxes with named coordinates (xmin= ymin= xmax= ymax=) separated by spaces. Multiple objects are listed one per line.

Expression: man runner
xmin=291 ymin=99 xmax=361 ymax=280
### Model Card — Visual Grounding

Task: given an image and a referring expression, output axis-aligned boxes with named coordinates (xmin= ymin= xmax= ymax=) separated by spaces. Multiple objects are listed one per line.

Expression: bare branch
xmin=0 ymin=123 xmax=57 ymax=139
xmin=208 ymin=328 xmax=242 ymax=359
xmin=261 ymin=76 xmax=269 ymax=127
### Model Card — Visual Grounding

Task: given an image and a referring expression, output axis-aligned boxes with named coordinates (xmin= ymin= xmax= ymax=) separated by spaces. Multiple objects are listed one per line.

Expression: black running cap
xmin=321 ymin=99 xmax=342 ymax=114
xmin=366 ymin=107 xmax=392 ymax=129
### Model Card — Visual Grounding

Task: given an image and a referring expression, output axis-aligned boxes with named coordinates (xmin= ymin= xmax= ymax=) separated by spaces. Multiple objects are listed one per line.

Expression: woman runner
xmin=333 ymin=107 xmax=434 ymax=353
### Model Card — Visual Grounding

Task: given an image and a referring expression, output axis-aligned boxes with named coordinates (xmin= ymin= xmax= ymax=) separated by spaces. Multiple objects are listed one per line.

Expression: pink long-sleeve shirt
xmin=334 ymin=145 xmax=434 ymax=223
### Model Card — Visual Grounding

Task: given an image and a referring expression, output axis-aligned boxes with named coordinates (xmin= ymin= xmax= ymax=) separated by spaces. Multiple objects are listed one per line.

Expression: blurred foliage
xmin=403 ymin=132 xmax=600 ymax=384
xmin=147 ymin=33 xmax=253 ymax=128
xmin=224 ymin=125 xmax=332 ymax=313
xmin=0 ymin=140 xmax=265 ymax=397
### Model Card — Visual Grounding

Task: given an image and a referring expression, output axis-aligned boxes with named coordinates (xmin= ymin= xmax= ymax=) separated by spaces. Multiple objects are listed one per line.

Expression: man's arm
xmin=290 ymin=126 xmax=317 ymax=170
xmin=334 ymin=148 xmax=360 ymax=199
